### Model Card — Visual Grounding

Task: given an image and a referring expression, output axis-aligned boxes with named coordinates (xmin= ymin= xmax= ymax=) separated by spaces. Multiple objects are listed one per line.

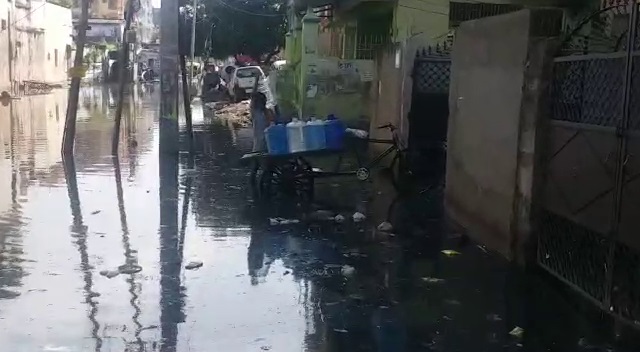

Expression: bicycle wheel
xmin=388 ymin=151 xmax=412 ymax=194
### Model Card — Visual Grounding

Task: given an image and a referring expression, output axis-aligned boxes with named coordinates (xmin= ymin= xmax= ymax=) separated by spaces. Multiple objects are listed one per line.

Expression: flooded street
xmin=0 ymin=85 xmax=636 ymax=351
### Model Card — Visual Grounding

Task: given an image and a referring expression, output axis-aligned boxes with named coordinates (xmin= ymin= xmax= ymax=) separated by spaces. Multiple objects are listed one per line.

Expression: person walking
xmin=250 ymin=72 xmax=276 ymax=152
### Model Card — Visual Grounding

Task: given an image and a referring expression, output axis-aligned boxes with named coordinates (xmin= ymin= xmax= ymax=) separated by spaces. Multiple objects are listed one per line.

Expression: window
xmin=47 ymin=52 xmax=51 ymax=61
xmin=54 ymin=49 xmax=58 ymax=67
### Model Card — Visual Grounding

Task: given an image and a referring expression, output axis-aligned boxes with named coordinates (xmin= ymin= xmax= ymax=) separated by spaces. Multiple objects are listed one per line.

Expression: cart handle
xmin=377 ymin=123 xmax=396 ymax=131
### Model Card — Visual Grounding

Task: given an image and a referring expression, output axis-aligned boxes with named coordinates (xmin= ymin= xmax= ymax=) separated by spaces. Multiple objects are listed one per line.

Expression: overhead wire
xmin=215 ymin=0 xmax=284 ymax=17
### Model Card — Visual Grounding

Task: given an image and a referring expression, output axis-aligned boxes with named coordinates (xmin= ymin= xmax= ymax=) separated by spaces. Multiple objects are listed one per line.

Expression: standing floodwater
xmin=0 ymin=85 xmax=635 ymax=351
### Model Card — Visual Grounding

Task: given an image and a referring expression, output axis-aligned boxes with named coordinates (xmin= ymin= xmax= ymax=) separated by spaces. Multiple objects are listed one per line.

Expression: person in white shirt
xmin=250 ymin=73 xmax=276 ymax=152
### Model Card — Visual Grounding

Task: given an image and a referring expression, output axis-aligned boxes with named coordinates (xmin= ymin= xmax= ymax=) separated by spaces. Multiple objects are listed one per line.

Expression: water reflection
xmin=63 ymin=155 xmax=102 ymax=350
xmin=0 ymin=86 xmax=635 ymax=351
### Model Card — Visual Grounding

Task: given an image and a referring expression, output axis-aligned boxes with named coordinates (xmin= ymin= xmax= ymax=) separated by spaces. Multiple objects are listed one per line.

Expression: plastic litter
xmin=441 ymin=249 xmax=461 ymax=257
xmin=421 ymin=277 xmax=444 ymax=284
xmin=99 ymin=270 xmax=120 ymax=279
xmin=352 ymin=212 xmax=366 ymax=222
xmin=377 ymin=221 xmax=393 ymax=232
xmin=185 ymin=261 xmax=204 ymax=270
xmin=345 ymin=128 xmax=369 ymax=139
xmin=509 ymin=326 xmax=524 ymax=338
xmin=334 ymin=214 xmax=346 ymax=223
xmin=341 ymin=265 xmax=356 ymax=276
xmin=269 ymin=217 xmax=301 ymax=226
xmin=118 ymin=264 xmax=142 ymax=274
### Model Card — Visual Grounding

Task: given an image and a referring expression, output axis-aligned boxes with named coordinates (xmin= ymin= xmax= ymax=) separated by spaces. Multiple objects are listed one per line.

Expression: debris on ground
xmin=99 ymin=270 xmax=120 ymax=279
xmin=118 ymin=264 xmax=142 ymax=274
xmin=509 ymin=326 xmax=524 ymax=338
xmin=352 ymin=212 xmax=366 ymax=222
xmin=333 ymin=328 xmax=349 ymax=333
xmin=441 ymin=249 xmax=461 ymax=257
xmin=204 ymin=100 xmax=251 ymax=127
xmin=269 ymin=217 xmax=301 ymax=226
xmin=90 ymin=210 xmax=101 ymax=215
xmin=333 ymin=214 xmax=346 ymax=223
xmin=486 ymin=313 xmax=502 ymax=322
xmin=185 ymin=260 xmax=204 ymax=270
xmin=421 ymin=277 xmax=445 ymax=284
xmin=377 ymin=221 xmax=393 ymax=232
xmin=341 ymin=265 xmax=356 ymax=277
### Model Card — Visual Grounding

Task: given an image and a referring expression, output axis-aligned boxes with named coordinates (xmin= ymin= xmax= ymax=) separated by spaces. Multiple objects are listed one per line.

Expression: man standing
xmin=250 ymin=72 xmax=276 ymax=152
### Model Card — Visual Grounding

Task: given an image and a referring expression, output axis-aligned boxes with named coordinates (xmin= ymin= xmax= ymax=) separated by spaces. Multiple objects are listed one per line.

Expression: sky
xmin=152 ymin=0 xmax=160 ymax=8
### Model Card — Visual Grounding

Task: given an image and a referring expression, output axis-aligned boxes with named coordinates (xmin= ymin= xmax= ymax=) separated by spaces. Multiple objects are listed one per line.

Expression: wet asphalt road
xmin=0 ymin=85 xmax=636 ymax=351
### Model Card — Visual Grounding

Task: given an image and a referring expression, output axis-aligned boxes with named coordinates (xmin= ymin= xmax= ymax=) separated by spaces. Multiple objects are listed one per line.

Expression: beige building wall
xmin=12 ymin=5 xmax=46 ymax=86
xmin=1 ymin=1 xmax=72 ymax=90
xmin=42 ymin=3 xmax=73 ymax=84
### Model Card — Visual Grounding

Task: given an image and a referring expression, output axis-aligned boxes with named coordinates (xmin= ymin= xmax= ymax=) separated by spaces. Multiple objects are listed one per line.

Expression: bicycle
xmin=359 ymin=123 xmax=413 ymax=192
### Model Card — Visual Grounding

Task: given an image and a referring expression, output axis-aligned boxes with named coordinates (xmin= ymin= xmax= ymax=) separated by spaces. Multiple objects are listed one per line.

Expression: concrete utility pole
xmin=189 ymin=0 xmax=198 ymax=81
xmin=111 ymin=0 xmax=138 ymax=155
xmin=159 ymin=0 xmax=180 ymax=346
xmin=62 ymin=0 xmax=90 ymax=155
xmin=160 ymin=0 xmax=180 ymax=154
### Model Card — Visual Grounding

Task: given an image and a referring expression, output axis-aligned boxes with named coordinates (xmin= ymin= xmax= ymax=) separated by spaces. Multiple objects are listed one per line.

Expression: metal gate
xmin=408 ymin=44 xmax=451 ymax=179
xmin=538 ymin=2 xmax=640 ymax=325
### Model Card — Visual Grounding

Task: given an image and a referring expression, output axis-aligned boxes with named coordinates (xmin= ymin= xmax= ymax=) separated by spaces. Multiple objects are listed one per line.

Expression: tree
xmin=181 ymin=0 xmax=287 ymax=62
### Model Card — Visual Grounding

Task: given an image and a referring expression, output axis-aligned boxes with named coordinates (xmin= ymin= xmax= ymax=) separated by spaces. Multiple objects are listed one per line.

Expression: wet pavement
xmin=0 ymin=85 xmax=637 ymax=351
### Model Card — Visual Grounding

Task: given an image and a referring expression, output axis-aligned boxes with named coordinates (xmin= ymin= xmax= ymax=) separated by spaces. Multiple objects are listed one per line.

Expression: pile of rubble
xmin=204 ymin=100 xmax=252 ymax=127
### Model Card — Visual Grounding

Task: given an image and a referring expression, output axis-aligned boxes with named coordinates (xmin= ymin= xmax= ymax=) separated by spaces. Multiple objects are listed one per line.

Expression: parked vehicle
xmin=228 ymin=66 xmax=265 ymax=102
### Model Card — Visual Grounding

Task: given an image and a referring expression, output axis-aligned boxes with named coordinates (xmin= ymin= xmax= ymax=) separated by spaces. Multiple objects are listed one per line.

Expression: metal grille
xmin=538 ymin=211 xmax=609 ymax=302
xmin=629 ymin=56 xmax=640 ymax=130
xmin=449 ymin=1 xmax=522 ymax=28
xmin=538 ymin=2 xmax=640 ymax=326
xmin=550 ymin=57 xmax=624 ymax=127
xmin=413 ymin=44 xmax=451 ymax=94
xmin=611 ymin=243 xmax=640 ymax=320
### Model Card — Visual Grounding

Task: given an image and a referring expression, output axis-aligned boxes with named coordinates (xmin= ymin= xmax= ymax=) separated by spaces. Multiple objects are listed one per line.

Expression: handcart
xmin=239 ymin=124 xmax=412 ymax=201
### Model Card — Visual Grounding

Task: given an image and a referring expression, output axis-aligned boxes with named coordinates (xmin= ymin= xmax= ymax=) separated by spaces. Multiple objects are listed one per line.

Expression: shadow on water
xmin=62 ymin=155 xmax=103 ymax=351
xmin=159 ymin=149 xmax=185 ymax=351
xmin=112 ymin=155 xmax=144 ymax=350
xmin=0 ymin=102 xmax=27 ymax=301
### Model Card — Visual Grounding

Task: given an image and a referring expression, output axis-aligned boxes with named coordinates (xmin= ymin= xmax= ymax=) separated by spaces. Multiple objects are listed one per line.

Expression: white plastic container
xmin=286 ymin=118 xmax=307 ymax=153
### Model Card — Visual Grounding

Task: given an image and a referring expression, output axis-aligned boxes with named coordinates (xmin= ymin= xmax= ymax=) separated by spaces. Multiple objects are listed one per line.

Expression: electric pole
xmin=190 ymin=0 xmax=198 ymax=82
xmin=111 ymin=0 xmax=138 ymax=155
xmin=160 ymin=0 xmax=180 ymax=154
xmin=159 ymin=2 xmax=180 ymax=347
xmin=62 ymin=0 xmax=90 ymax=156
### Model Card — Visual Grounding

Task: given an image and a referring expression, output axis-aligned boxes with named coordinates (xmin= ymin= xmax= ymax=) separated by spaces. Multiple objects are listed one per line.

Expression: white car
xmin=228 ymin=66 xmax=264 ymax=102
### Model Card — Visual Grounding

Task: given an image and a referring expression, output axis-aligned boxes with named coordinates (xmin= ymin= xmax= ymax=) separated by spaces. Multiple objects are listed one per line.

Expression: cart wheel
xmin=294 ymin=157 xmax=314 ymax=201
xmin=260 ymin=158 xmax=314 ymax=202
xmin=388 ymin=152 xmax=412 ymax=194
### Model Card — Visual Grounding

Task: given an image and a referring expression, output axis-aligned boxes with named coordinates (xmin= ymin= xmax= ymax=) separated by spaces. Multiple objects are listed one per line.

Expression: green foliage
xmin=47 ymin=0 xmax=73 ymax=8
xmin=184 ymin=0 xmax=287 ymax=60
